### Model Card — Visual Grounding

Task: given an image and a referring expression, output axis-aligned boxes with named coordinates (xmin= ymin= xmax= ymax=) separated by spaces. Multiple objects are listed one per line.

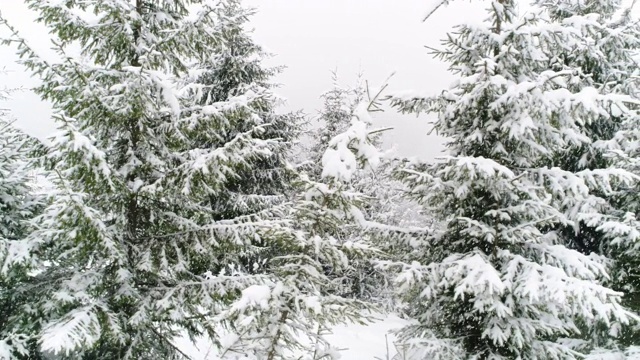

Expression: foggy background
xmin=0 ymin=0 xmax=491 ymax=160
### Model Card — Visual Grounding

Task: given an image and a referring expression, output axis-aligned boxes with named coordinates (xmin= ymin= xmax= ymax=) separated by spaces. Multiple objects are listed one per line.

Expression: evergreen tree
xmin=389 ymin=0 xmax=638 ymax=358
xmin=532 ymin=0 xmax=640 ymax=354
xmin=304 ymin=73 xmax=426 ymax=307
xmin=186 ymin=0 xmax=303 ymax=285
xmin=0 ymin=1 xmax=381 ymax=358
xmin=3 ymin=0 xmax=268 ymax=357
xmin=303 ymin=73 xmax=372 ymax=301
xmin=305 ymin=71 xmax=366 ymax=179
xmin=0 ymin=86 xmax=46 ymax=359
xmin=301 ymin=71 xmax=404 ymax=307
xmin=538 ymin=0 xmax=640 ymax=254
xmin=603 ymin=114 xmax=640 ymax=356
xmin=218 ymin=94 xmax=385 ymax=359
xmin=197 ymin=0 xmax=300 ymax=221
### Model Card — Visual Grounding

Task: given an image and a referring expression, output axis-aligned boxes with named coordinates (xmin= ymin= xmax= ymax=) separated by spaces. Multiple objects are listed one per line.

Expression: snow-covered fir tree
xmin=388 ymin=0 xmax=639 ymax=358
xmin=197 ymin=0 xmax=300 ymax=221
xmin=188 ymin=0 xmax=303 ymax=292
xmin=530 ymin=0 xmax=640 ymax=355
xmin=0 ymin=0 xmax=385 ymax=358
xmin=538 ymin=0 xmax=640 ymax=253
xmin=302 ymin=73 xmax=427 ymax=308
xmin=605 ymin=109 xmax=640 ymax=357
xmin=218 ymin=94 xmax=385 ymax=359
xmin=303 ymin=73 xmax=374 ymax=300
xmin=3 ymin=1 xmax=270 ymax=357
xmin=0 ymin=86 xmax=46 ymax=359
xmin=305 ymin=71 xmax=366 ymax=178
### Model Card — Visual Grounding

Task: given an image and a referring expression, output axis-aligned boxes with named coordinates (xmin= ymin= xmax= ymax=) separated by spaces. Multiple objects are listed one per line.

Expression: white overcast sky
xmin=0 ymin=0 xmax=491 ymax=160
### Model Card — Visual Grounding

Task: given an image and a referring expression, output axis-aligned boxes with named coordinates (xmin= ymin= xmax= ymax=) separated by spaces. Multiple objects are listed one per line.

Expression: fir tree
xmin=537 ymin=0 xmax=640 ymax=255
xmin=304 ymin=73 xmax=425 ymax=307
xmin=532 ymin=0 xmax=640 ymax=354
xmin=0 ymin=1 xmax=382 ymax=359
xmin=197 ymin=0 xmax=300 ymax=222
xmin=603 ymin=116 xmax=640 ymax=355
xmin=305 ymin=71 xmax=366 ymax=179
xmin=303 ymin=73 xmax=372 ymax=300
xmin=389 ymin=0 xmax=638 ymax=358
xmin=0 ymin=86 xmax=46 ymax=359
xmin=0 ymin=0 xmax=294 ymax=358
xmin=215 ymin=88 xmax=387 ymax=360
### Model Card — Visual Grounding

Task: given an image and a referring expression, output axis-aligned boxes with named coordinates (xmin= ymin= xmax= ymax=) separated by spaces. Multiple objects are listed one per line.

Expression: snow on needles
xmin=321 ymin=103 xmax=381 ymax=183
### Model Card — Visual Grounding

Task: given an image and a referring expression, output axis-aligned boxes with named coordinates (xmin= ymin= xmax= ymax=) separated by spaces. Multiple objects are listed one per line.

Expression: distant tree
xmin=220 ymin=92 xmax=386 ymax=359
xmin=305 ymin=71 xmax=366 ymax=178
xmin=303 ymin=72 xmax=428 ymax=309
